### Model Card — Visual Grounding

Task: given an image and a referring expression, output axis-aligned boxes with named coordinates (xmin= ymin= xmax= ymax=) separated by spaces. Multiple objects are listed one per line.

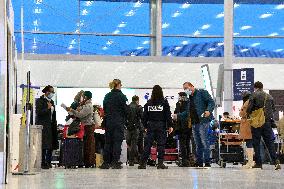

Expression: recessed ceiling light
xmin=68 ymin=45 xmax=74 ymax=50
xmin=134 ymin=1 xmax=142 ymax=8
xmin=274 ymin=49 xmax=284 ymax=52
xmin=167 ymin=53 xmax=172 ymax=56
xmin=180 ymin=3 xmax=191 ymax=9
xmin=268 ymin=32 xmax=279 ymax=36
xmin=251 ymin=43 xmax=261 ymax=47
xmin=275 ymin=4 xmax=284 ymax=10
xmin=240 ymin=25 xmax=252 ymax=30
xmin=172 ymin=11 xmax=181 ymax=18
xmin=216 ymin=12 xmax=224 ymax=18
xmin=125 ymin=10 xmax=135 ymax=17
xmin=66 ymin=52 xmax=70 ymax=55
xmin=162 ymin=23 xmax=170 ymax=29
xmin=113 ymin=29 xmax=120 ymax=34
xmin=259 ymin=13 xmax=273 ymax=19
xmin=201 ymin=24 xmax=211 ymax=30
xmin=241 ymin=49 xmax=249 ymax=53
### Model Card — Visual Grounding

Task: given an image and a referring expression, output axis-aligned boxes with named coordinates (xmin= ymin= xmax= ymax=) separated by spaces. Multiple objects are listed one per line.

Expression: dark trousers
xmin=126 ymin=129 xmax=139 ymax=162
xmin=103 ymin=123 xmax=124 ymax=164
xmin=142 ymin=121 xmax=167 ymax=161
xmin=137 ymin=129 xmax=144 ymax=159
xmin=42 ymin=149 xmax=52 ymax=166
xmin=251 ymin=121 xmax=277 ymax=165
xmin=179 ymin=128 xmax=193 ymax=162
xmin=84 ymin=125 xmax=96 ymax=166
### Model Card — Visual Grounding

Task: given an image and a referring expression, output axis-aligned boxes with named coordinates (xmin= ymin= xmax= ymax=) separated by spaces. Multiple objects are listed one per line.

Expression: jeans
xmin=251 ymin=121 xmax=277 ymax=165
xmin=192 ymin=122 xmax=210 ymax=164
xmin=179 ymin=128 xmax=193 ymax=162
xmin=142 ymin=121 xmax=167 ymax=161
xmin=42 ymin=149 xmax=52 ymax=166
xmin=245 ymin=139 xmax=253 ymax=148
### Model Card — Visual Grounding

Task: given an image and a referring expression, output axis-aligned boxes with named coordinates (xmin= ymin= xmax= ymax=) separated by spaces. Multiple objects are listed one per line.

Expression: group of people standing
xmin=36 ymin=80 xmax=281 ymax=170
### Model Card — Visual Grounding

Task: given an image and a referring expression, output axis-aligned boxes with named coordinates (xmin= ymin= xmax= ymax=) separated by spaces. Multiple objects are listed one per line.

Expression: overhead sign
xmin=233 ymin=68 xmax=254 ymax=101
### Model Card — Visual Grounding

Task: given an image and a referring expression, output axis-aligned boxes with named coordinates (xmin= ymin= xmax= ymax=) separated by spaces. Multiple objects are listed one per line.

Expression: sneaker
xmin=204 ymin=163 xmax=211 ymax=168
xmin=275 ymin=160 xmax=281 ymax=170
xmin=129 ymin=162 xmax=135 ymax=166
xmin=99 ymin=163 xmax=110 ymax=169
xmin=252 ymin=164 xmax=263 ymax=169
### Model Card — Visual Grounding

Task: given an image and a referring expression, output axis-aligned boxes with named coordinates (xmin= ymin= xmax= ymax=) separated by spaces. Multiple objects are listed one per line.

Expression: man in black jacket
xmin=247 ymin=81 xmax=281 ymax=170
xmin=126 ymin=96 xmax=143 ymax=166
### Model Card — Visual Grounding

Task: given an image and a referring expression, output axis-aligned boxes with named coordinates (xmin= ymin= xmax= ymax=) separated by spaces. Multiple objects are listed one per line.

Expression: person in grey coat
xmin=69 ymin=91 xmax=96 ymax=168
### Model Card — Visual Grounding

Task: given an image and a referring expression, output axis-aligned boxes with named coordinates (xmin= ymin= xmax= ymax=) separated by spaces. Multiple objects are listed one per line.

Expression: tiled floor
xmin=2 ymin=164 xmax=284 ymax=189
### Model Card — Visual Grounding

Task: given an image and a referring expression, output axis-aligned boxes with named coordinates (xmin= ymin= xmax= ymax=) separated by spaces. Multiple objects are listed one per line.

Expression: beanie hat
xmin=84 ymin=91 xmax=92 ymax=99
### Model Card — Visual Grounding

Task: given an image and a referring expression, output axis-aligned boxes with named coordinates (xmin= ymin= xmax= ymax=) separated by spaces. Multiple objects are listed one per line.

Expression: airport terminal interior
xmin=1 ymin=0 xmax=284 ymax=188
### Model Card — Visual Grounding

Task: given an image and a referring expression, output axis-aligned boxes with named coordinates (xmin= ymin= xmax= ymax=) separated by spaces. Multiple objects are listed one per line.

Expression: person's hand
xmin=168 ymin=127 xmax=174 ymax=134
xmin=204 ymin=111 xmax=211 ymax=117
xmin=172 ymin=114 xmax=178 ymax=120
xmin=47 ymin=102 xmax=52 ymax=109
xmin=66 ymin=107 xmax=71 ymax=112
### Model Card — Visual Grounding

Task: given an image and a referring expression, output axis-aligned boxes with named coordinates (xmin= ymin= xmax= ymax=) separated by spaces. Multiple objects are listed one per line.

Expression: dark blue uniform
xmin=141 ymin=99 xmax=173 ymax=162
xmin=103 ymin=89 xmax=128 ymax=165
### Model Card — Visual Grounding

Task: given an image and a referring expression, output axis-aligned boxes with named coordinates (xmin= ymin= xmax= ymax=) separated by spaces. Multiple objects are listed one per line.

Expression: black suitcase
xmin=62 ymin=138 xmax=84 ymax=168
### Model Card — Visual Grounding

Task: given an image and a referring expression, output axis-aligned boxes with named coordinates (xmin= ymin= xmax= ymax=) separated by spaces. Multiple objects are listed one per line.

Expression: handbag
xmin=68 ymin=118 xmax=81 ymax=136
xmin=249 ymin=94 xmax=267 ymax=128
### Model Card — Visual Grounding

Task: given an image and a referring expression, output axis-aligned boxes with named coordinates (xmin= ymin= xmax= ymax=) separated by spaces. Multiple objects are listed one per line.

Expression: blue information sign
xmin=233 ymin=68 xmax=254 ymax=101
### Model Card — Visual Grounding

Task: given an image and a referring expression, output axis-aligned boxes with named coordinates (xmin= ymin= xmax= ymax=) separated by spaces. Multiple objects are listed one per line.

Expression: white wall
xmin=17 ymin=59 xmax=284 ymax=90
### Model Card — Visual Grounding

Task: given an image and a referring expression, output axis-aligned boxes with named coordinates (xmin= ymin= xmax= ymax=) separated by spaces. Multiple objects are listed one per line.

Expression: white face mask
xmin=184 ymin=89 xmax=192 ymax=96
xmin=47 ymin=93 xmax=54 ymax=99
xmin=80 ymin=95 xmax=84 ymax=102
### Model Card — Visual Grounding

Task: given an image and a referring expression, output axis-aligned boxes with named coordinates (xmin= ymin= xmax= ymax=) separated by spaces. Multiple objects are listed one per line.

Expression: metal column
xmin=150 ymin=0 xmax=162 ymax=56
xmin=223 ymin=0 xmax=234 ymax=114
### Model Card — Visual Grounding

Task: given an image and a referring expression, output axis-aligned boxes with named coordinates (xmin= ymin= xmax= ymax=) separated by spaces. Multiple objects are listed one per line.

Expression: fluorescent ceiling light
xmin=66 ymin=52 xmax=70 ymax=55
xmin=102 ymin=46 xmax=108 ymax=50
xmin=198 ymin=55 xmax=205 ymax=57
xmin=118 ymin=22 xmax=127 ymax=28
xmin=33 ymin=27 xmax=39 ymax=32
xmin=33 ymin=38 xmax=37 ymax=45
xmin=234 ymin=4 xmax=240 ymax=8
xmin=251 ymin=43 xmax=261 ymax=47
xmin=125 ymin=10 xmax=135 ymax=17
xmin=136 ymin=47 xmax=143 ymax=50
xmin=268 ymin=32 xmax=279 ymax=36
xmin=193 ymin=30 xmax=201 ymax=36
xmin=216 ymin=12 xmax=224 ymax=18
xmin=162 ymin=23 xmax=170 ymax=29
xmin=142 ymin=40 xmax=149 ymax=45
xmin=32 ymin=45 xmax=37 ymax=49
xmin=75 ymin=29 xmax=79 ymax=34
xmin=175 ymin=46 xmax=182 ymax=50
xmin=85 ymin=1 xmax=93 ymax=6
xmin=181 ymin=41 xmax=189 ymax=45
xmin=201 ymin=24 xmax=211 ymax=30
xmin=240 ymin=49 xmax=249 ymax=53
xmin=275 ymin=4 xmax=284 ymax=10
xmin=259 ymin=13 xmax=272 ymax=19
xmin=113 ymin=29 xmax=120 ymax=34
xmin=33 ymin=19 xmax=39 ymax=26
xmin=217 ymin=42 xmax=224 ymax=46
xmin=106 ymin=40 xmax=113 ymax=45
xmin=172 ymin=11 xmax=181 ymax=18
xmin=82 ymin=9 xmax=89 ymax=16
xmin=208 ymin=48 xmax=216 ymax=52
xmin=35 ymin=0 xmax=42 ymax=5
xmin=181 ymin=3 xmax=191 ymax=9
xmin=233 ymin=33 xmax=240 ymax=36
xmin=167 ymin=53 xmax=172 ymax=56
xmin=274 ymin=49 xmax=284 ymax=52
xmin=34 ymin=8 xmax=42 ymax=14
xmin=68 ymin=45 xmax=74 ymax=50
xmin=134 ymin=1 xmax=142 ymax=8
xmin=70 ymin=39 xmax=76 ymax=45
xmin=240 ymin=25 xmax=252 ymax=30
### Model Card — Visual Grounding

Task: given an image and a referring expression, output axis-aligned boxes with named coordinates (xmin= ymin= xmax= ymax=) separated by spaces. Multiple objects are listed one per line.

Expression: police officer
xmin=138 ymin=85 xmax=173 ymax=169
xmin=100 ymin=79 xmax=128 ymax=169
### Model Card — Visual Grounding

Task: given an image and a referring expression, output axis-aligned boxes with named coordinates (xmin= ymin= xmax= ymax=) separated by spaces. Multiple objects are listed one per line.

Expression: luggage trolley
xmin=216 ymin=120 xmax=245 ymax=168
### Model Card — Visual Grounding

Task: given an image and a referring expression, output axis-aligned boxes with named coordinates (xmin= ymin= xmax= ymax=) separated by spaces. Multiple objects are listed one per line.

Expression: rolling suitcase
xmin=63 ymin=138 xmax=84 ymax=168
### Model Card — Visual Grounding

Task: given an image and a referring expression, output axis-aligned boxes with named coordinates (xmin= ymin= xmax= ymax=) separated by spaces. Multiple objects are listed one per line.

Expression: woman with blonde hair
xmin=100 ymin=79 xmax=128 ymax=169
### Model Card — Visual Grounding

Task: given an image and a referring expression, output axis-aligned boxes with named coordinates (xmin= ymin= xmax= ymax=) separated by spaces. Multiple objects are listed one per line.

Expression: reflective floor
xmin=2 ymin=164 xmax=284 ymax=189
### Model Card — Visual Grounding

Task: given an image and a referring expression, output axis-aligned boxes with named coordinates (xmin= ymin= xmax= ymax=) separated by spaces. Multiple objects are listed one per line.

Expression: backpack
xmin=249 ymin=94 xmax=267 ymax=128
xmin=126 ymin=104 xmax=140 ymax=130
